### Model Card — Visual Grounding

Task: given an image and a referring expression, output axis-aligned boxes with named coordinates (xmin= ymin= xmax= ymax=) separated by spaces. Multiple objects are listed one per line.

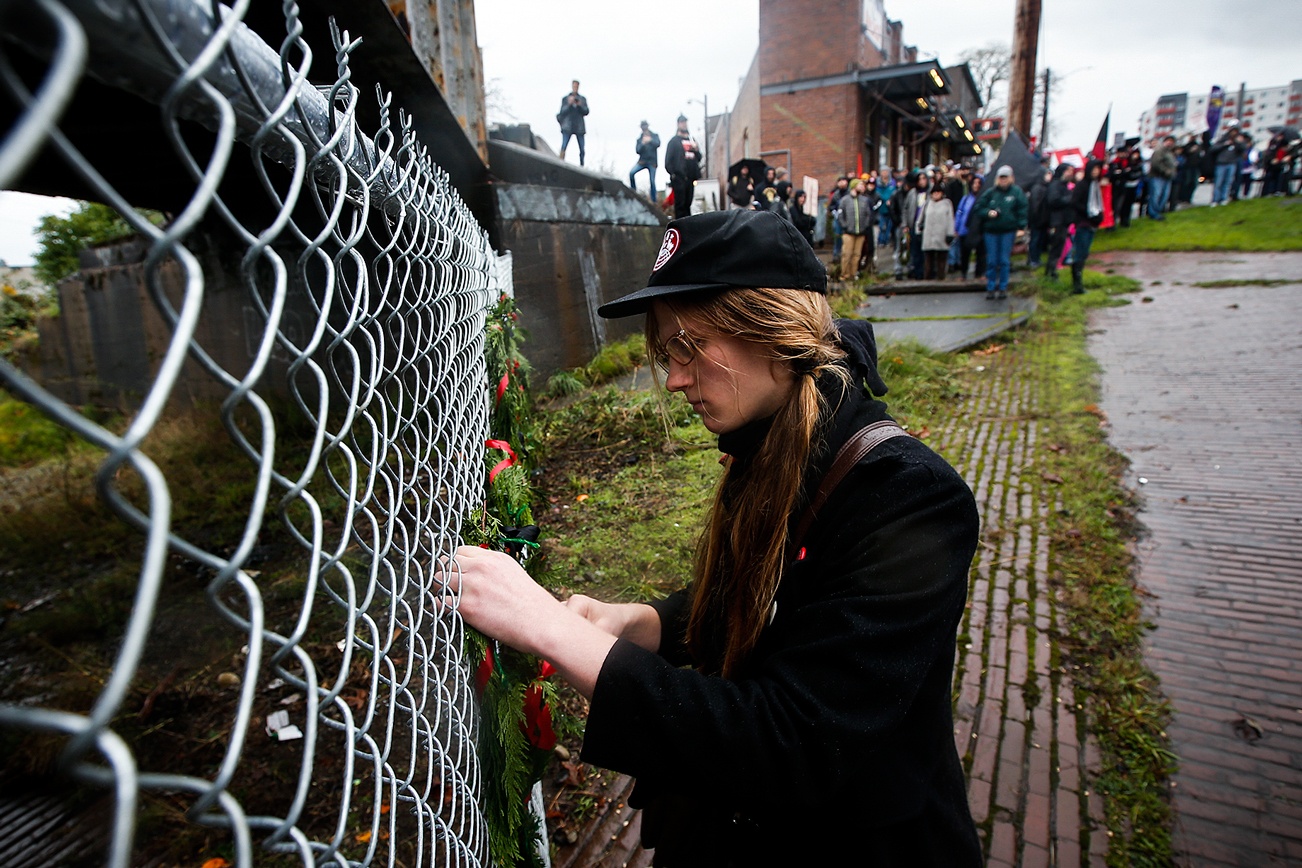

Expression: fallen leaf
xmin=1042 ymin=473 xmax=1064 ymax=484
xmin=356 ymin=830 xmax=372 ymax=844
xmin=560 ymin=759 xmax=586 ymax=787
xmin=201 ymin=859 xmax=230 ymax=868
xmin=575 ymin=494 xmax=589 ymax=503
xmin=1046 ymin=443 xmax=1064 ymax=453
xmin=972 ymin=343 xmax=1005 ymax=357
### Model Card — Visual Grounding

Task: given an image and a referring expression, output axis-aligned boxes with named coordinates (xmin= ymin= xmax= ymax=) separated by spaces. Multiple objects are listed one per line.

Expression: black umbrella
xmin=1267 ymin=125 xmax=1300 ymax=142
xmin=728 ymin=158 xmax=768 ymax=181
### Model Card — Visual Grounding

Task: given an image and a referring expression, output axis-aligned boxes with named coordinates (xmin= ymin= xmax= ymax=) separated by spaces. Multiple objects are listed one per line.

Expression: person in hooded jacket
xmin=446 ymin=210 xmax=982 ymax=867
xmin=1067 ymin=160 xmax=1107 ymax=294
xmin=787 ymin=188 xmax=817 ymax=247
xmin=1043 ymin=164 xmax=1076 ymax=280
xmin=1025 ymin=168 xmax=1053 ymax=268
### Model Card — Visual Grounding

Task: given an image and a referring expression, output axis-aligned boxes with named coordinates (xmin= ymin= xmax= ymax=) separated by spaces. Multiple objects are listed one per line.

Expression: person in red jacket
xmin=446 ymin=210 xmax=982 ymax=866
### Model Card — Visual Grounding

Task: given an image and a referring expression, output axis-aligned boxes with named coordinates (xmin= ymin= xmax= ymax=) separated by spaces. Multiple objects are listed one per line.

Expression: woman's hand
xmin=445 ymin=546 xmax=563 ymax=657
xmin=566 ymin=595 xmax=662 ymax=653
xmin=441 ymin=546 xmax=618 ymax=698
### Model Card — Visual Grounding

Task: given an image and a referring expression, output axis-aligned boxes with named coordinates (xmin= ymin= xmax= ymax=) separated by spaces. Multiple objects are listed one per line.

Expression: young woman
xmin=446 ymin=211 xmax=982 ymax=866
xmin=1068 ymin=160 xmax=1107 ymax=294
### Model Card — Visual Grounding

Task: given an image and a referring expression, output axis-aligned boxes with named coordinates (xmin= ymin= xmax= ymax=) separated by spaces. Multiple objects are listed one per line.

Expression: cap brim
xmin=596 ymin=282 xmax=731 ymax=319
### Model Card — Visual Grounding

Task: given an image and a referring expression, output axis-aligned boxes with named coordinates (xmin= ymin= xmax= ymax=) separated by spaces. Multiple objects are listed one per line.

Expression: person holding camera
xmin=973 ymin=165 xmax=1028 ymax=300
xmin=630 ymin=120 xmax=661 ymax=200
xmin=557 ymin=79 xmax=590 ymax=166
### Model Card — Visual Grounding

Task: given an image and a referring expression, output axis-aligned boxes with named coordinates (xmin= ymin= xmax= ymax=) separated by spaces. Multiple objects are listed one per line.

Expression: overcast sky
xmin=4 ymin=0 xmax=1299 ymax=265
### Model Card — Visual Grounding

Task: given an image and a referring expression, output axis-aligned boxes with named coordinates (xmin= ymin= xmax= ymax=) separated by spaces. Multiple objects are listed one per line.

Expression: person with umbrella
xmin=727 ymin=161 xmax=759 ymax=209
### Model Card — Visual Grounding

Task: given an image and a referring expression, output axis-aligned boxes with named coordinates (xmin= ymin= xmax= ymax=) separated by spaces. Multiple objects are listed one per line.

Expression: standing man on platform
xmin=665 ymin=114 xmax=702 ymax=219
xmin=557 ymin=79 xmax=589 ymax=166
xmin=630 ymin=120 xmax=661 ymax=201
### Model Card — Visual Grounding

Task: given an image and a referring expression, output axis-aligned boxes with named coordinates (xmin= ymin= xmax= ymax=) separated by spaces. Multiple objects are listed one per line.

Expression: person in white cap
xmin=972 ymin=165 xmax=1028 ymax=299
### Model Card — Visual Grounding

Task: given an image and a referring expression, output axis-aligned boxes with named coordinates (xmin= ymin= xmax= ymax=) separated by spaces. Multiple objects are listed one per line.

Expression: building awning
xmin=760 ymin=60 xmax=952 ymax=101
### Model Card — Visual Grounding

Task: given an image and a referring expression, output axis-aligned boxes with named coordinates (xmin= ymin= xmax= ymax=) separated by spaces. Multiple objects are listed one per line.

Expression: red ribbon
xmin=495 ymin=372 xmax=510 ymax=405
xmin=486 ymin=439 xmax=517 ymax=483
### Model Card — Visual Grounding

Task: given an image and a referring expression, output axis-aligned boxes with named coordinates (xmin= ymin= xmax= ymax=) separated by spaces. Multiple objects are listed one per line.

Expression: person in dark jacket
xmin=1043 ymin=163 xmax=1076 ymax=280
xmin=787 ymin=188 xmax=817 ymax=247
xmin=1210 ymin=125 xmax=1246 ymax=206
xmin=754 ymin=166 xmax=779 ymax=211
xmin=556 ymin=79 xmax=589 ymax=165
xmin=1147 ymin=135 xmax=1177 ymax=219
xmin=1067 ymin=159 xmax=1107 ymax=294
xmin=1108 ymin=149 xmax=1141 ymax=226
xmin=954 ymin=174 xmax=986 ymax=280
xmin=727 ymin=165 xmax=756 ymax=209
xmin=664 ymin=114 xmax=702 ymax=219
xmin=973 ymin=165 xmax=1029 ymax=299
xmin=1025 ymin=168 xmax=1052 ymax=268
xmin=835 ymin=178 xmax=876 ymax=281
xmin=447 ymin=210 xmax=982 ymax=867
xmin=629 ymin=120 xmax=661 ymax=201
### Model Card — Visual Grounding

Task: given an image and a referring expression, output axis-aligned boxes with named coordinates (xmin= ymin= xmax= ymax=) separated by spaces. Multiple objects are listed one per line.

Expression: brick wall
xmin=761 ymin=83 xmax=861 ymax=196
xmin=758 ymin=0 xmax=860 ymax=85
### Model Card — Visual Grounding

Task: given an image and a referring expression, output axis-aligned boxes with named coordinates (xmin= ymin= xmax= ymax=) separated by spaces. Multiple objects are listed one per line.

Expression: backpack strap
xmin=789 ymin=420 xmax=910 ymax=556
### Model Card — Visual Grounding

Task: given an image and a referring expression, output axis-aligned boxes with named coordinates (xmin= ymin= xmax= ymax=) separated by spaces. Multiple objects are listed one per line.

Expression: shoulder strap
xmin=789 ymin=420 xmax=910 ymax=555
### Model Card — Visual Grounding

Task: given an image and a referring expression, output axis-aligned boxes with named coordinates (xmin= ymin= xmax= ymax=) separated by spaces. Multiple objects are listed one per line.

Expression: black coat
xmin=582 ymin=321 xmax=982 ymax=867
xmin=1045 ymin=166 xmax=1075 ymax=230
xmin=665 ymin=133 xmax=702 ymax=181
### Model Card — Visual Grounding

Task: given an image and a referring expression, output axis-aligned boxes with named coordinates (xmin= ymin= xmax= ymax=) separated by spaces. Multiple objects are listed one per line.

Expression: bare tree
xmin=959 ymin=42 xmax=1011 ymax=119
xmin=484 ymin=76 xmax=516 ymax=125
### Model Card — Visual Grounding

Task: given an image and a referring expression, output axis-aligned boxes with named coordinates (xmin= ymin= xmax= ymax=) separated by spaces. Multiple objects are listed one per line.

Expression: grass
xmin=1091 ymin=196 xmax=1302 ymax=251
xmin=0 ymin=399 xmax=75 ymax=465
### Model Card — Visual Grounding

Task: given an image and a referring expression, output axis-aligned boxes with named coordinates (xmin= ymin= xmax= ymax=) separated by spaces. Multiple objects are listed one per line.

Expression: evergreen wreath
xmin=462 ymin=292 xmax=560 ymax=867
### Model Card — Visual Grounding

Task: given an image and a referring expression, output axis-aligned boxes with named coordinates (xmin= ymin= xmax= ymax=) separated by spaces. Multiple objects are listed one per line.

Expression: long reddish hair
xmin=646 ymin=288 xmax=847 ymax=676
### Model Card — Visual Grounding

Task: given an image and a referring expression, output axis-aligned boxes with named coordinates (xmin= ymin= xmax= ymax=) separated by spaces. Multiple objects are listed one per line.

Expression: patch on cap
xmin=652 ymin=228 xmax=680 ymax=272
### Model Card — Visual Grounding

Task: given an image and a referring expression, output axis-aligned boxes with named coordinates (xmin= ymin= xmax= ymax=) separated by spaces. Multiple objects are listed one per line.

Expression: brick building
xmin=710 ymin=0 xmax=982 ymax=197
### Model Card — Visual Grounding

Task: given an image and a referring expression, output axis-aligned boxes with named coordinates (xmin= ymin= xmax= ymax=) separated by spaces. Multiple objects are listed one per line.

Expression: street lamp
xmin=687 ymin=95 xmax=710 ymax=178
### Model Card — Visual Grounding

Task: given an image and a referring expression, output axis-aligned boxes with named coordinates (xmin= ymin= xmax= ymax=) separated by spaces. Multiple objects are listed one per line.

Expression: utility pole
xmin=1039 ymin=68 xmax=1051 ymax=149
xmin=1007 ymin=0 xmax=1042 ymax=141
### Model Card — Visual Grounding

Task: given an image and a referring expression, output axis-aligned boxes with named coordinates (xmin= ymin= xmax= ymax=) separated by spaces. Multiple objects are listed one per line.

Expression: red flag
xmin=1092 ymin=108 xmax=1111 ymax=162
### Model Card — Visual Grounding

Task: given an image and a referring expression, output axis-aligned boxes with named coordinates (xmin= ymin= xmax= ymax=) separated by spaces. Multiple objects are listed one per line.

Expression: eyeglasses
xmin=653 ymin=329 xmax=699 ymax=371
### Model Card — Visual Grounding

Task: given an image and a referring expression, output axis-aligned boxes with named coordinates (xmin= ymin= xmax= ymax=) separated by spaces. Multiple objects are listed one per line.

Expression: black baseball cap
xmin=596 ymin=210 xmax=827 ymax=319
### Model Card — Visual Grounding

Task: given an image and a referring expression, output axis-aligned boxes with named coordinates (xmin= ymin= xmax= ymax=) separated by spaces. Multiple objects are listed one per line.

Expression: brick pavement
xmin=1089 ymin=251 xmax=1302 ymax=867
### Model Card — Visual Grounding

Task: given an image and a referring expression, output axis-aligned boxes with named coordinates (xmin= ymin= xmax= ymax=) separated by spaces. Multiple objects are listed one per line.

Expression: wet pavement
xmin=1088 ymin=250 xmax=1302 ymax=867
xmin=859 ymin=290 xmax=1036 ymax=353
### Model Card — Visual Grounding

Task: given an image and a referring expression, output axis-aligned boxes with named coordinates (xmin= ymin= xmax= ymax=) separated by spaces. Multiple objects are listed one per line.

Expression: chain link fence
xmin=1 ymin=0 xmax=502 ymax=863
